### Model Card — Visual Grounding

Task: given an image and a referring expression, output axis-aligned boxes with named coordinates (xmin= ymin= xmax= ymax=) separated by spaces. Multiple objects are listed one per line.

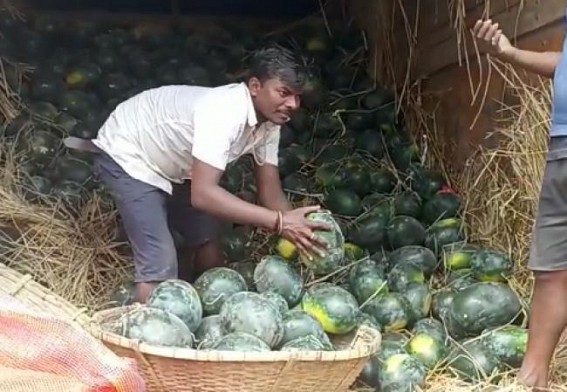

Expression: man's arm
xmin=253 ymin=162 xmax=293 ymax=212
xmin=499 ymin=48 xmax=562 ymax=79
xmin=191 ymin=158 xmax=279 ymax=229
xmin=473 ymin=19 xmax=562 ymax=79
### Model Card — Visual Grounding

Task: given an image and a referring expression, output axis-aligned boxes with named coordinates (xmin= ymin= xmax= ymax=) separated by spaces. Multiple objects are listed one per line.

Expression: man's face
xmin=248 ymin=77 xmax=302 ymax=125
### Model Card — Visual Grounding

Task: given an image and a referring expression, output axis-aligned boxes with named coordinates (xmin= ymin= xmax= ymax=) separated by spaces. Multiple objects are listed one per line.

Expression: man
xmin=472 ymin=19 xmax=566 ymax=389
xmin=65 ymin=45 xmax=329 ymax=304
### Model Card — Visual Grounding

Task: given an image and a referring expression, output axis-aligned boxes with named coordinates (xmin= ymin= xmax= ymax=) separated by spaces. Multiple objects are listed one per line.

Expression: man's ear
xmin=247 ymin=77 xmax=262 ymax=97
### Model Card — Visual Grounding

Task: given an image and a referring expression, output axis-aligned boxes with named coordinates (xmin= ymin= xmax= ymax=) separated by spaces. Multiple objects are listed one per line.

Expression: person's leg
xmin=94 ymin=153 xmax=178 ymax=303
xmin=518 ymin=157 xmax=567 ymax=390
xmin=168 ymin=181 xmax=226 ymax=281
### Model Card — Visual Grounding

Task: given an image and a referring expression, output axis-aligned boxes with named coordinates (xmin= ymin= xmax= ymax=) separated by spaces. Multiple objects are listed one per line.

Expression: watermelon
xmin=402 ymin=282 xmax=432 ymax=321
xmin=253 ymin=255 xmax=303 ymax=308
xmin=405 ymin=333 xmax=448 ymax=369
xmin=362 ymin=292 xmax=413 ymax=332
xmin=299 ymin=211 xmax=345 ymax=276
xmin=446 ymin=339 xmax=501 ymax=382
xmin=218 ymin=291 xmax=284 ymax=348
xmin=387 ymin=264 xmax=425 ymax=292
xmin=431 ymin=288 xmax=456 ymax=321
xmin=119 ymin=306 xmax=193 ymax=348
xmin=481 ymin=325 xmax=528 ymax=368
xmin=280 ymin=335 xmax=333 ymax=352
xmin=388 ymin=245 xmax=438 ymax=276
xmin=470 ymin=248 xmax=513 ymax=282
xmin=323 ymin=188 xmax=362 ymax=216
xmin=194 ymin=315 xmax=224 ymax=349
xmin=357 ymin=354 xmax=381 ymax=388
xmin=347 ymin=201 xmax=391 ymax=253
xmin=278 ymin=309 xmax=332 ymax=349
xmin=425 ymin=218 xmax=465 ymax=254
xmin=379 ymin=353 xmax=427 ymax=392
xmin=213 ymin=332 xmax=271 ymax=352
xmin=261 ymin=291 xmax=289 ymax=314
xmin=442 ymin=243 xmax=479 ymax=271
xmin=387 ymin=215 xmax=426 ymax=249
xmin=193 ymin=267 xmax=248 ymax=316
xmin=421 ymin=191 xmax=462 ymax=224
xmin=370 ymin=168 xmax=397 ymax=194
xmin=146 ymin=279 xmax=203 ymax=332
xmin=348 ymin=258 xmax=388 ymax=304
xmin=301 ymin=283 xmax=359 ymax=335
xmin=411 ymin=318 xmax=447 ymax=344
xmin=393 ymin=192 xmax=422 ymax=218
xmin=445 ymin=282 xmax=523 ymax=339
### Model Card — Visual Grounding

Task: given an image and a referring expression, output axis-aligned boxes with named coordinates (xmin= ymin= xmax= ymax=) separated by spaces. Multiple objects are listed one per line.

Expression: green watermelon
xmin=480 ymin=325 xmax=528 ymax=368
xmin=387 ymin=263 xmax=425 ymax=292
xmin=379 ymin=353 xmax=427 ymax=392
xmin=323 ymin=189 xmax=362 ymax=216
xmin=411 ymin=318 xmax=447 ymax=344
xmin=299 ymin=211 xmax=345 ymax=276
xmin=387 ymin=216 xmax=426 ymax=249
xmin=362 ymin=292 xmax=413 ymax=332
xmin=446 ymin=339 xmax=501 ymax=382
xmin=301 ymin=283 xmax=359 ymax=335
xmin=261 ymin=291 xmax=289 ymax=314
xmin=393 ymin=192 xmax=422 ymax=219
xmin=402 ymin=282 xmax=432 ymax=321
xmin=146 ymin=279 xmax=203 ymax=332
xmin=194 ymin=315 xmax=224 ymax=349
xmin=219 ymin=291 xmax=284 ymax=348
xmin=388 ymin=245 xmax=438 ymax=276
xmin=119 ymin=306 xmax=193 ymax=348
xmin=278 ymin=309 xmax=331 ymax=349
xmin=470 ymin=248 xmax=513 ymax=282
xmin=445 ymin=282 xmax=522 ymax=339
xmin=431 ymin=288 xmax=455 ymax=321
xmin=280 ymin=335 xmax=333 ymax=352
xmin=348 ymin=258 xmax=388 ymax=304
xmin=213 ymin=332 xmax=271 ymax=352
xmin=405 ymin=333 xmax=448 ymax=369
xmin=253 ymin=255 xmax=303 ymax=308
xmin=193 ymin=267 xmax=248 ymax=316
xmin=370 ymin=168 xmax=397 ymax=194
xmin=421 ymin=191 xmax=461 ymax=224
xmin=424 ymin=218 xmax=465 ymax=254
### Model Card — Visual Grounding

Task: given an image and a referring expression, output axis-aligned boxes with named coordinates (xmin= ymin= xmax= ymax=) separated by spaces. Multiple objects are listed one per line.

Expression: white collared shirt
xmin=92 ymin=82 xmax=280 ymax=194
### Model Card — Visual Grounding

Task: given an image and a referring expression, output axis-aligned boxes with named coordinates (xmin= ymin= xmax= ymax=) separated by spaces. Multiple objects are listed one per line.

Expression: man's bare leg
xmin=133 ymin=282 xmax=159 ymax=304
xmin=192 ymin=239 xmax=226 ymax=278
xmin=517 ymin=270 xmax=567 ymax=389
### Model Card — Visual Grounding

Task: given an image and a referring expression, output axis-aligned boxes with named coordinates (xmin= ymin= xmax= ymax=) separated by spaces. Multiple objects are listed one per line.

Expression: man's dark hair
xmin=246 ymin=44 xmax=312 ymax=91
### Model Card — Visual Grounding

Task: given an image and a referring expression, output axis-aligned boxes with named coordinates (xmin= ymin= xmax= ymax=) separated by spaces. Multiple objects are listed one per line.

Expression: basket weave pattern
xmin=91 ymin=305 xmax=382 ymax=392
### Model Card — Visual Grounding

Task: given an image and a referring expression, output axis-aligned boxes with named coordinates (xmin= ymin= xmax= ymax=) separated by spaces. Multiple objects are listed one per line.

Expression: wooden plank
xmin=415 ymin=0 xmax=565 ymax=78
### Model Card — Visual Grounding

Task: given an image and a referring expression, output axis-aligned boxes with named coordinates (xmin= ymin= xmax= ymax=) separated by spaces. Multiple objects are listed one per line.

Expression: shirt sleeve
xmin=254 ymin=126 xmax=280 ymax=166
xmin=191 ymin=101 xmax=239 ymax=172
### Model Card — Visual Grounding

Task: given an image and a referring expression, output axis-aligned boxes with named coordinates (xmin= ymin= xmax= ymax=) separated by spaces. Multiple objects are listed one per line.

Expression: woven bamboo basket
xmin=90 ymin=304 xmax=382 ymax=392
xmin=0 ymin=262 xmax=91 ymax=328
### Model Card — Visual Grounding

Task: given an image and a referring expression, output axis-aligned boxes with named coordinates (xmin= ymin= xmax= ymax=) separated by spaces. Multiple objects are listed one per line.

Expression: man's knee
xmin=533 ymin=269 xmax=567 ymax=284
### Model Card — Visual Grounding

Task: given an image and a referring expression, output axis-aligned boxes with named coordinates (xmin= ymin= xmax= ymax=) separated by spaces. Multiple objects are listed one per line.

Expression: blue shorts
xmin=93 ymin=152 xmax=221 ymax=283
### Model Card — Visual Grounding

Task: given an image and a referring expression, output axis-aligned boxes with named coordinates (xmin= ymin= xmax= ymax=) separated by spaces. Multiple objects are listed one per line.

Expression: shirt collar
xmin=242 ymin=82 xmax=258 ymax=127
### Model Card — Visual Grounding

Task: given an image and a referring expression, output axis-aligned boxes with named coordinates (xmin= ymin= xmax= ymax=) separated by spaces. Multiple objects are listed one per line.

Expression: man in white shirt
xmin=66 ymin=45 xmax=329 ymax=303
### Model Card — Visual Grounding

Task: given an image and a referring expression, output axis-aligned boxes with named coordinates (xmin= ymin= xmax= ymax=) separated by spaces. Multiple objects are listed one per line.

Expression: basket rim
xmin=0 ymin=262 xmax=92 ymax=328
xmin=89 ymin=305 xmax=382 ymax=363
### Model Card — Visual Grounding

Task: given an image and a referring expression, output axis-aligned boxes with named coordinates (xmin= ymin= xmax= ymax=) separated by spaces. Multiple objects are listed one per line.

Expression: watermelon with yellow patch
xmin=301 ymin=283 xmax=359 ymax=335
xmin=299 ymin=211 xmax=345 ymax=276
xmin=379 ymin=353 xmax=428 ymax=392
xmin=361 ymin=292 xmax=413 ymax=332
xmin=405 ymin=333 xmax=448 ymax=369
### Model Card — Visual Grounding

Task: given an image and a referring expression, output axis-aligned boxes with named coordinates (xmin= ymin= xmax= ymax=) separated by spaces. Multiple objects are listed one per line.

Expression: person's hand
xmin=472 ymin=19 xmax=513 ymax=57
xmin=280 ymin=205 xmax=331 ymax=259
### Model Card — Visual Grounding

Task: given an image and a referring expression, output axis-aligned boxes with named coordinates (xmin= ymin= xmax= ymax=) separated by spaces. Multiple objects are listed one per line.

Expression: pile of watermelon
xmin=0 ymin=11 xmax=530 ymax=392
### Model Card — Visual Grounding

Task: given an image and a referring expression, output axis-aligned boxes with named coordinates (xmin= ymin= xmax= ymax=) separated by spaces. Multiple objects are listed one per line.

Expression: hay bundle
xmin=0 ymin=148 xmax=133 ymax=310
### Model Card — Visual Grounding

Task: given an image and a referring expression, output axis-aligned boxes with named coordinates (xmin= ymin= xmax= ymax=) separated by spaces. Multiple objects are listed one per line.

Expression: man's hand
xmin=472 ymin=19 xmax=513 ymax=58
xmin=280 ymin=205 xmax=331 ymax=258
